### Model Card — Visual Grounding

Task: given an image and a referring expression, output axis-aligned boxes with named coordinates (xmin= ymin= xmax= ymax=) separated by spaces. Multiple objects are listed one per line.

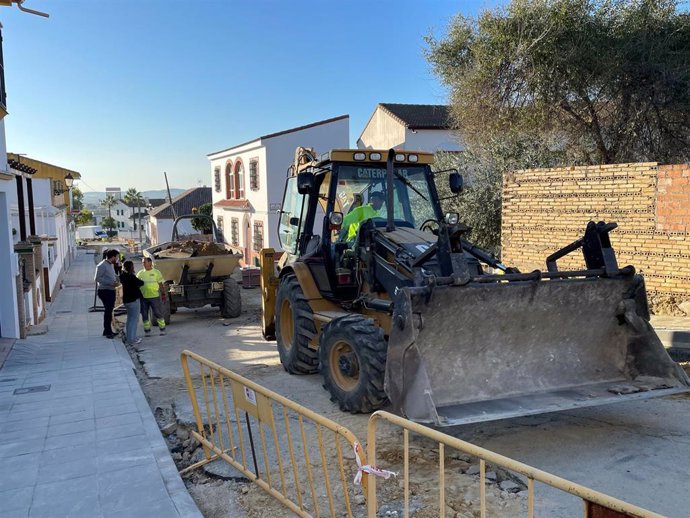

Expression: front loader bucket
xmin=385 ymin=274 xmax=690 ymax=426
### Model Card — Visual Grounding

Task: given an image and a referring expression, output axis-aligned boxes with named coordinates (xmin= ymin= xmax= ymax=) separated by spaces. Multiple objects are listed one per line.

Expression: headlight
xmin=369 ymin=152 xmax=382 ymax=161
xmin=445 ymin=212 xmax=460 ymax=225
xmin=395 ymin=153 xmax=406 ymax=161
xmin=353 ymin=152 xmax=366 ymax=161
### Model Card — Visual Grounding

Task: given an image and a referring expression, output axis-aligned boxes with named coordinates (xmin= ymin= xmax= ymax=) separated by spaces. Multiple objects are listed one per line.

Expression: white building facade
xmin=208 ymin=115 xmax=349 ymax=265
xmin=357 ymin=103 xmax=462 ymax=152
xmin=0 ymin=119 xmax=20 ymax=339
xmin=9 ymin=178 xmax=73 ymax=306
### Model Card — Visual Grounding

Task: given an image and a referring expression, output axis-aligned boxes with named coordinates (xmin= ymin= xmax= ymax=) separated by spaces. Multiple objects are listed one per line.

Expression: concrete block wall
xmin=501 ymin=163 xmax=690 ymax=312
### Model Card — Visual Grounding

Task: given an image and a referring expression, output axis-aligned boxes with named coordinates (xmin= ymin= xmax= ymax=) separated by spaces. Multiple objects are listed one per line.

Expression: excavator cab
xmin=262 ymin=148 xmax=689 ymax=426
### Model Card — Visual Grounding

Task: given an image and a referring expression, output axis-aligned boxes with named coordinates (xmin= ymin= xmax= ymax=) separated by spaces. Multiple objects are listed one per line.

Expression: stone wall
xmin=501 ymin=163 xmax=690 ymax=313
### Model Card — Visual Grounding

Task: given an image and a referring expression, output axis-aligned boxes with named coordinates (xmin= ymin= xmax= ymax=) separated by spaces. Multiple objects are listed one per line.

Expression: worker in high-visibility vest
xmin=341 ymin=191 xmax=385 ymax=242
xmin=137 ymin=257 xmax=167 ymax=336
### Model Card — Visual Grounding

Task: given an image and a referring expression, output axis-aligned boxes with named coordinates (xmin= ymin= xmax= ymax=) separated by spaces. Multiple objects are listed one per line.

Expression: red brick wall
xmin=656 ymin=165 xmax=690 ymax=233
xmin=501 ymin=163 xmax=690 ymax=308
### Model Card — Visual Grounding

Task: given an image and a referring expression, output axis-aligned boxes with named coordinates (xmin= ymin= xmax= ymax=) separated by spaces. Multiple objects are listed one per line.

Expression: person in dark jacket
xmin=95 ymin=249 xmax=120 ymax=338
xmin=119 ymin=260 xmax=144 ymax=345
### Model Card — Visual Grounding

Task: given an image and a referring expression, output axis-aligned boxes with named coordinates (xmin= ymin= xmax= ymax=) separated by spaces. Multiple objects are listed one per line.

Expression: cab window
xmin=278 ymin=177 xmax=304 ymax=254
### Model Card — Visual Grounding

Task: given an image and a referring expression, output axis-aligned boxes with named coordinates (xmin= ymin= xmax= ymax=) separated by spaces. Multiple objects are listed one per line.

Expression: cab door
xmin=277 ymin=176 xmax=305 ymax=264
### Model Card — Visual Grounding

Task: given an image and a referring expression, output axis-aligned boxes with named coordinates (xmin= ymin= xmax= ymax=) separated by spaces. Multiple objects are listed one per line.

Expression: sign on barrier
xmin=180 ymin=350 xmax=369 ymax=518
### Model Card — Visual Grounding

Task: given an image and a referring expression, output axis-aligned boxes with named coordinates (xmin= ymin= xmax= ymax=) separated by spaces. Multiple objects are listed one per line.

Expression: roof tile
xmin=379 ymin=103 xmax=452 ymax=129
xmin=149 ymin=187 xmax=212 ymax=219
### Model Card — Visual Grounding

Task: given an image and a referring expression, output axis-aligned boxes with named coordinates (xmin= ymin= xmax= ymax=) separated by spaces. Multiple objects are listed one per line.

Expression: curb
xmin=115 ymin=341 xmax=203 ymax=518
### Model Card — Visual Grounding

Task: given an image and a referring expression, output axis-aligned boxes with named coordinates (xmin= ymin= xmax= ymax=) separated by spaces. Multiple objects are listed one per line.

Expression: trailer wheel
xmin=275 ymin=275 xmax=318 ymax=374
xmin=319 ymin=314 xmax=388 ymax=413
xmin=221 ymin=278 xmax=241 ymax=318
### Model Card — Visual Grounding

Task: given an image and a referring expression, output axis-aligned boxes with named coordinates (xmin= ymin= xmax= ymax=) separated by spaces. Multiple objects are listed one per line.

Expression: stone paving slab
xmin=0 ymin=252 xmax=202 ymax=518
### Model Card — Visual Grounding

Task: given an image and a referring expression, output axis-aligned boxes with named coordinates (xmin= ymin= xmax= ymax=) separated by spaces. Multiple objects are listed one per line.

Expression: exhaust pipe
xmin=386 ymin=149 xmax=396 ymax=232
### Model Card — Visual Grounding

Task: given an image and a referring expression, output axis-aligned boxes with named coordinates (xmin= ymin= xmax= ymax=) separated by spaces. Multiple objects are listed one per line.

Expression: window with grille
xmin=214 ymin=167 xmax=221 ymax=193
xmin=249 ymin=159 xmax=259 ymax=191
xmin=252 ymin=221 xmax=264 ymax=252
xmin=231 ymin=218 xmax=239 ymax=246
xmin=226 ymin=163 xmax=234 ymax=199
xmin=236 ymin=162 xmax=245 ymax=199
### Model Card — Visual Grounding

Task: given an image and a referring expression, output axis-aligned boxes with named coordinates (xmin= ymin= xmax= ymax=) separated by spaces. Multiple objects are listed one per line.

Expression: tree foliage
xmin=434 ymin=136 xmax=564 ymax=254
xmin=101 ymin=216 xmax=116 ymax=234
xmin=75 ymin=208 xmax=93 ymax=226
xmin=71 ymin=186 xmax=84 ymax=211
xmin=426 ymin=0 xmax=690 ymax=165
xmin=100 ymin=195 xmax=116 ymax=220
xmin=191 ymin=203 xmax=213 ymax=233
xmin=123 ymin=188 xmax=144 ymax=207
xmin=124 ymin=188 xmax=146 ymax=240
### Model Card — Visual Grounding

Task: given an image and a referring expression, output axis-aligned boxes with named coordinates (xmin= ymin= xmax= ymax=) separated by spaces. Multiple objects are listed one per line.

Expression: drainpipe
xmin=26 ymin=176 xmax=36 ymax=236
xmin=15 ymin=174 xmax=26 ymax=241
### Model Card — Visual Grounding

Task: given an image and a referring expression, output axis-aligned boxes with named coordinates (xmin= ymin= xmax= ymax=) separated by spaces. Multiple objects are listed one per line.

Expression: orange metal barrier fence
xmin=180 ymin=350 xmax=369 ymax=518
xmin=366 ymin=410 xmax=664 ymax=518
xmin=181 ymin=350 xmax=665 ymax=518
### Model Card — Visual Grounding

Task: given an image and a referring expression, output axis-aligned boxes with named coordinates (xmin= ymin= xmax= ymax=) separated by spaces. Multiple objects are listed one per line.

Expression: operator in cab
xmin=341 ymin=191 xmax=385 ymax=242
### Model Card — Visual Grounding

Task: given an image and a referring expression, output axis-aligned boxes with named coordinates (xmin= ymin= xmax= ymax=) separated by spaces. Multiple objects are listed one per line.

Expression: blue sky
xmin=2 ymin=0 xmax=500 ymax=192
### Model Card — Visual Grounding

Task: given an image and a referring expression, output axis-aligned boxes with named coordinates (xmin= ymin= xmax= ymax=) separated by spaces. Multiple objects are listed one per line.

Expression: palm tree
xmin=100 ymin=195 xmax=117 ymax=240
xmin=124 ymin=188 xmax=146 ymax=246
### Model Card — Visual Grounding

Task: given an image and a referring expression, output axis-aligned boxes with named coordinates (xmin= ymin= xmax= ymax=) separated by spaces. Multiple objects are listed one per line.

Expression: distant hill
xmin=82 ymin=188 xmax=185 ymax=207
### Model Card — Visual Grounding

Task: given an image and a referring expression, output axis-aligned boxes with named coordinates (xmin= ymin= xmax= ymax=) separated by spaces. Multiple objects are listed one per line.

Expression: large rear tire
xmin=221 ymin=278 xmax=242 ymax=318
xmin=275 ymin=276 xmax=318 ymax=374
xmin=319 ymin=314 xmax=389 ymax=413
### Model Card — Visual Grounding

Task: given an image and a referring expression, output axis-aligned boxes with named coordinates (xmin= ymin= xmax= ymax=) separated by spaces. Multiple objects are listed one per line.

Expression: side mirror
xmin=449 ymin=172 xmax=463 ymax=194
xmin=297 ymin=172 xmax=315 ymax=194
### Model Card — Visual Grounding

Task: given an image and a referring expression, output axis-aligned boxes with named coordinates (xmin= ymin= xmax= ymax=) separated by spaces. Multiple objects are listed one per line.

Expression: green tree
xmin=433 ymin=138 xmax=564 ymax=254
xmin=191 ymin=203 xmax=213 ymax=234
xmin=101 ymin=216 xmax=117 ymax=237
xmin=75 ymin=208 xmax=93 ymax=226
xmin=425 ymin=0 xmax=690 ymax=165
xmin=100 ymin=194 xmax=116 ymax=221
xmin=100 ymin=195 xmax=118 ymax=241
xmin=124 ymin=187 xmax=146 ymax=244
xmin=71 ymin=186 xmax=84 ymax=211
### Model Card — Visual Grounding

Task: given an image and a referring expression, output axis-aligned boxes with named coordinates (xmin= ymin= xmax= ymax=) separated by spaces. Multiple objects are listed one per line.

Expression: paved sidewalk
xmin=651 ymin=314 xmax=690 ymax=357
xmin=0 ymin=251 xmax=202 ymax=518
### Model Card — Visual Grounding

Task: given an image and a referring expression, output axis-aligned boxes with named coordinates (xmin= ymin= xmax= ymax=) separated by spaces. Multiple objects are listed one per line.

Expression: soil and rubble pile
xmin=154 ymin=239 xmax=233 ymax=259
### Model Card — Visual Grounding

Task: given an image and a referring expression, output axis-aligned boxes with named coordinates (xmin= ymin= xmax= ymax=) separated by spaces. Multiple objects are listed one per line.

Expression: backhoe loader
xmin=260 ymin=147 xmax=689 ymax=426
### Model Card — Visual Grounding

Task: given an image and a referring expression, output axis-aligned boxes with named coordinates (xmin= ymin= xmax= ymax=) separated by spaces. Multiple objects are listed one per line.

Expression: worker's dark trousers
xmin=97 ymin=289 xmax=116 ymax=335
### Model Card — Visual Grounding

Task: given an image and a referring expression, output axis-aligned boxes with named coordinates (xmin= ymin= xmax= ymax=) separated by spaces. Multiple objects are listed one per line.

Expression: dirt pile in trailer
xmin=155 ymin=240 xmax=232 ymax=259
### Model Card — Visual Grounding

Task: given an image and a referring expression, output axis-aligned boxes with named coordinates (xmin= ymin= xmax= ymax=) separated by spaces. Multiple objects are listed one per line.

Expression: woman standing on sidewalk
xmin=119 ymin=260 xmax=144 ymax=345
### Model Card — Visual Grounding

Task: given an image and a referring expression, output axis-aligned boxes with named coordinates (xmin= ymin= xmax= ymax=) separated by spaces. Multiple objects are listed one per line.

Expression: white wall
xmin=264 ymin=117 xmax=349 ymax=250
xmin=404 ymin=128 xmax=462 ymax=152
xmin=0 ymin=119 xmax=19 ymax=337
xmin=149 ymin=216 xmax=174 ymax=246
xmin=0 ymin=187 xmax=20 ymax=338
xmin=209 ymin=141 xmax=268 ymax=256
xmin=208 ymin=116 xmax=349 ymax=258
xmin=357 ymin=108 xmax=405 ymax=150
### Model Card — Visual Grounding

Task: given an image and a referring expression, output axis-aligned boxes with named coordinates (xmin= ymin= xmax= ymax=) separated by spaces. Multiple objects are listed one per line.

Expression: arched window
xmin=234 ymin=160 xmax=245 ymax=199
xmin=225 ymin=162 xmax=234 ymax=199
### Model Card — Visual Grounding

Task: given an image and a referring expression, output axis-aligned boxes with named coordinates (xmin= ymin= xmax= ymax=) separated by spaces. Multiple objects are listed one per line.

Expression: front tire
xmin=319 ymin=314 xmax=389 ymax=413
xmin=221 ymin=278 xmax=242 ymax=318
xmin=275 ymin=276 xmax=318 ymax=374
